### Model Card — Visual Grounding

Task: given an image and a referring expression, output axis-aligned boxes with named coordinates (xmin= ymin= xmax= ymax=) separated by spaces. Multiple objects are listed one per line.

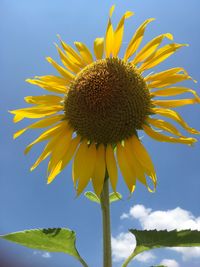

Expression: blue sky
xmin=1 ymin=0 xmax=200 ymax=267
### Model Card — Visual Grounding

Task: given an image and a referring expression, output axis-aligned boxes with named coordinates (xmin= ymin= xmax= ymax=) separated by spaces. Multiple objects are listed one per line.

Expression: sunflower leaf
xmin=109 ymin=192 xmax=122 ymax=203
xmin=130 ymin=229 xmax=200 ymax=248
xmin=0 ymin=228 xmax=85 ymax=262
xmin=84 ymin=191 xmax=100 ymax=203
xmin=121 ymin=229 xmax=200 ymax=267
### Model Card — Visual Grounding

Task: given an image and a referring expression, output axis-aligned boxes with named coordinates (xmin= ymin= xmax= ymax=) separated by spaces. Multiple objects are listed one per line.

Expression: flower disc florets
xmin=64 ymin=58 xmax=151 ymax=144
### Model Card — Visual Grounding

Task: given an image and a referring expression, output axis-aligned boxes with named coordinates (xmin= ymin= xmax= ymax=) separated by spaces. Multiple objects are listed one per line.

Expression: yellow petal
xmin=76 ymin=143 xmax=97 ymax=196
xmin=92 ymin=144 xmax=106 ymax=196
xmin=10 ymin=105 xmax=63 ymax=120
xmin=74 ymin=42 xmax=93 ymax=64
xmin=151 ymin=87 xmax=200 ymax=100
xmin=34 ymin=75 xmax=69 ymax=86
xmin=26 ymin=78 xmax=68 ymax=94
xmin=13 ymin=114 xmax=24 ymax=123
xmin=112 ymin=11 xmax=134 ymax=57
xmin=47 ymin=135 xmax=81 ymax=184
xmin=124 ymin=18 xmax=155 ymax=61
xmin=106 ymin=145 xmax=118 ymax=192
xmin=73 ymin=140 xmax=88 ymax=185
xmin=132 ymin=33 xmax=173 ymax=64
xmin=124 ymin=139 xmax=146 ymax=184
xmin=31 ymin=144 xmax=51 ymax=171
xmin=148 ymin=74 xmax=192 ymax=89
xmin=46 ymin=57 xmax=75 ymax=81
xmin=144 ymin=125 xmax=197 ymax=145
xmin=153 ymin=98 xmax=199 ymax=108
xmin=61 ymin=135 xmax=81 ymax=170
xmin=145 ymin=67 xmax=188 ymax=82
xmin=14 ymin=128 xmax=27 ymax=138
xmin=116 ymin=143 xmax=136 ymax=193
xmin=129 ymin=136 xmax=157 ymax=186
xmin=105 ymin=18 xmax=114 ymax=58
xmin=48 ymin=128 xmax=73 ymax=174
xmin=152 ymin=107 xmax=200 ymax=134
xmin=58 ymin=36 xmax=85 ymax=67
xmin=94 ymin=37 xmax=104 ymax=60
xmin=24 ymin=95 xmax=63 ymax=105
xmin=139 ymin=43 xmax=188 ymax=72
xmin=131 ymin=151 xmax=155 ymax=192
xmin=105 ymin=6 xmax=116 ymax=58
xmin=24 ymin=121 xmax=68 ymax=154
xmin=55 ymin=44 xmax=81 ymax=73
xmin=147 ymin=117 xmax=182 ymax=136
xmin=30 ymin=132 xmax=62 ymax=171
xmin=125 ymin=139 xmax=155 ymax=192
xmin=14 ymin=114 xmax=64 ymax=139
xmin=109 ymin=5 xmax=115 ymax=17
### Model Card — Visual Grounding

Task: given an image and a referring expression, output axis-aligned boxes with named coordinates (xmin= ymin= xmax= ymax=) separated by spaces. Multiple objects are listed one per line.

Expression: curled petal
xmin=152 ymin=107 xmax=200 ymax=134
xmin=153 ymin=98 xmax=200 ymax=108
xmin=147 ymin=117 xmax=182 ymax=136
xmin=151 ymin=87 xmax=200 ymax=100
xmin=144 ymin=125 xmax=197 ymax=146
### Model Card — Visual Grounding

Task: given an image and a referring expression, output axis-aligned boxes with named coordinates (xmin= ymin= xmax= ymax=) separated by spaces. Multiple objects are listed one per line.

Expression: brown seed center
xmin=64 ymin=58 xmax=151 ymax=144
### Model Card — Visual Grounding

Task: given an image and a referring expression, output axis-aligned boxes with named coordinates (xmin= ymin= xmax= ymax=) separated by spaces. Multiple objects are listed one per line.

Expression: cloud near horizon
xmin=160 ymin=258 xmax=179 ymax=267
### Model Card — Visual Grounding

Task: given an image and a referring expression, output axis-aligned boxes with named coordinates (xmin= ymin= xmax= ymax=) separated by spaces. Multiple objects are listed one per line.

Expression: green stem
xmin=121 ymin=247 xmax=144 ymax=267
xmin=100 ymin=176 xmax=112 ymax=267
xmin=77 ymin=255 xmax=89 ymax=267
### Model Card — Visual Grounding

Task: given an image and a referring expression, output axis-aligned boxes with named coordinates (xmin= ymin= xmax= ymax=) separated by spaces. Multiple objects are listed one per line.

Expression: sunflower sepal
xmin=84 ymin=191 xmax=100 ymax=204
xmin=109 ymin=192 xmax=122 ymax=203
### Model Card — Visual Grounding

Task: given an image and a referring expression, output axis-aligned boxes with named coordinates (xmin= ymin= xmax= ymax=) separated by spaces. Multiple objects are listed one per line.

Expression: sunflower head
xmin=64 ymin=58 xmax=151 ymax=145
xmin=11 ymin=5 xmax=199 ymax=196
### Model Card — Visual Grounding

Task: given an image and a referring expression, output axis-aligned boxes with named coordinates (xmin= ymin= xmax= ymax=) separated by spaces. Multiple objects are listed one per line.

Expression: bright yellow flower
xmin=11 ymin=6 xmax=200 ymax=196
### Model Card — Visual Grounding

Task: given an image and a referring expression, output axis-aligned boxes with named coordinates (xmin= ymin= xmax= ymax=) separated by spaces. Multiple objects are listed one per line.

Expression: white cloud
xmin=121 ymin=204 xmax=151 ymax=220
xmin=112 ymin=232 xmax=135 ymax=262
xmin=160 ymin=259 xmax=179 ymax=267
xmin=169 ymin=247 xmax=200 ymax=261
xmin=111 ymin=232 xmax=155 ymax=263
xmin=135 ymin=251 xmax=156 ymax=262
xmin=42 ymin=252 xmax=51 ymax=258
xmin=121 ymin=204 xmax=200 ymax=231
xmin=33 ymin=251 xmax=51 ymax=258
xmin=121 ymin=204 xmax=200 ymax=260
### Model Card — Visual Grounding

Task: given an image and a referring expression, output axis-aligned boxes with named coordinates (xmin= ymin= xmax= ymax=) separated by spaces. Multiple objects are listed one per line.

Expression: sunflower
xmin=11 ymin=6 xmax=200 ymax=196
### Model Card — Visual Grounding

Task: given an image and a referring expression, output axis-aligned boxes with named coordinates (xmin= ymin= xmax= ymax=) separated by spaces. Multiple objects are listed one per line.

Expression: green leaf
xmin=109 ymin=192 xmax=122 ymax=203
xmin=131 ymin=229 xmax=200 ymax=248
xmin=0 ymin=228 xmax=88 ymax=266
xmin=122 ymin=229 xmax=200 ymax=267
xmin=84 ymin=191 xmax=100 ymax=203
